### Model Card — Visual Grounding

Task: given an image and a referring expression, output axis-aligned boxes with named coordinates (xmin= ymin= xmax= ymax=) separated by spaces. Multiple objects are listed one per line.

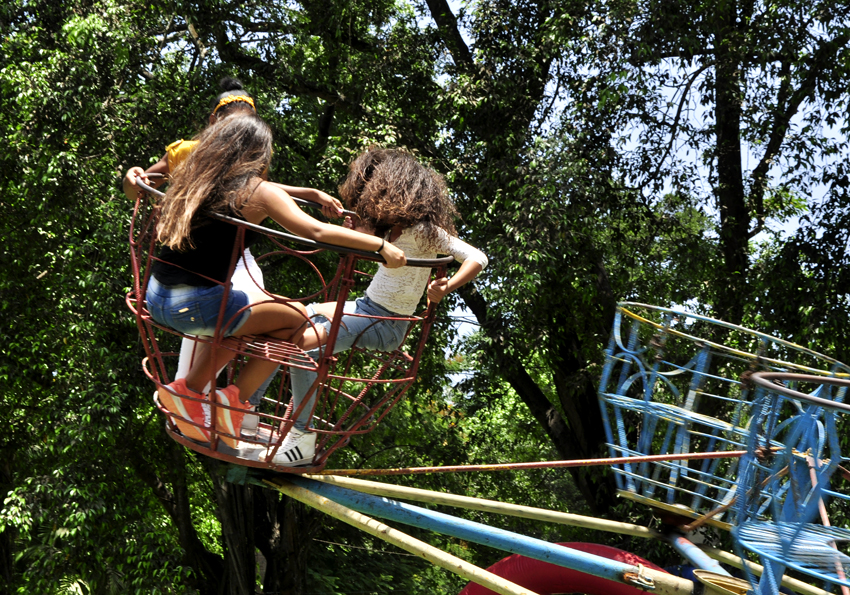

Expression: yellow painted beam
xmin=701 ymin=547 xmax=835 ymax=595
xmin=266 ymin=477 xmax=540 ymax=595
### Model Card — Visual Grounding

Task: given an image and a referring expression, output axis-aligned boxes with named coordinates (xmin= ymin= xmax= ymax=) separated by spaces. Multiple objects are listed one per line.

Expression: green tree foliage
xmin=569 ymin=0 xmax=850 ymax=325
xmin=1 ymin=0 xmax=849 ymax=592
xmin=0 ymin=2 xmax=203 ymax=593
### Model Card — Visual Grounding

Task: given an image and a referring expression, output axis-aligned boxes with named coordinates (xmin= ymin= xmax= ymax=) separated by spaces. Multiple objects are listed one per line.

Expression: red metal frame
xmin=127 ymin=185 xmax=449 ymax=472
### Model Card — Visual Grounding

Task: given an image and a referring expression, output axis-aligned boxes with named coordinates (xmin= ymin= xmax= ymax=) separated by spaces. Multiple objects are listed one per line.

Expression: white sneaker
xmin=270 ymin=428 xmax=316 ymax=467
xmin=241 ymin=406 xmax=259 ymax=438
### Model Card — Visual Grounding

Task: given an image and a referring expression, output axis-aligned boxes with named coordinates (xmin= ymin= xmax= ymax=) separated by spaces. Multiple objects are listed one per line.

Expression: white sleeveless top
xmin=366 ymin=225 xmax=488 ymax=315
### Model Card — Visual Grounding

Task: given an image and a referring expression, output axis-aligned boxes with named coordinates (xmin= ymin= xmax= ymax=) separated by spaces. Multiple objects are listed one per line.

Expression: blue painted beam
xmin=665 ymin=534 xmax=732 ymax=577
xmin=289 ymin=476 xmax=690 ymax=593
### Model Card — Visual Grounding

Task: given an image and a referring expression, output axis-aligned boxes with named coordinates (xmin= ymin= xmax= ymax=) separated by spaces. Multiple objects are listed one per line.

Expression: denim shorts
xmin=310 ymin=295 xmax=410 ymax=354
xmin=146 ymin=276 xmax=251 ymax=337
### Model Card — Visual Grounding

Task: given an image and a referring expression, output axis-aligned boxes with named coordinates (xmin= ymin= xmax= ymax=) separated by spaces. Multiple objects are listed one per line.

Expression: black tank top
xmin=152 ymin=215 xmax=260 ymax=287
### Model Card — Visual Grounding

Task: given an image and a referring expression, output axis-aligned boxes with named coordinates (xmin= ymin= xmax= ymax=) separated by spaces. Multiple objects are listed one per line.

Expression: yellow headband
xmin=212 ymin=95 xmax=256 ymax=116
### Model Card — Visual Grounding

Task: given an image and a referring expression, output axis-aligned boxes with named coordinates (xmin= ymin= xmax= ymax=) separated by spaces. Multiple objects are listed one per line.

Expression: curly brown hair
xmin=157 ymin=113 xmax=272 ymax=250
xmin=339 ymin=147 xmax=458 ymax=247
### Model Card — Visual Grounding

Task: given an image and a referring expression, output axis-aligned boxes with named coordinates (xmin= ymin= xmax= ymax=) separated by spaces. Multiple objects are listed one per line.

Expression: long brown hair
xmin=157 ymin=113 xmax=272 ymax=250
xmin=339 ymin=147 xmax=458 ymax=246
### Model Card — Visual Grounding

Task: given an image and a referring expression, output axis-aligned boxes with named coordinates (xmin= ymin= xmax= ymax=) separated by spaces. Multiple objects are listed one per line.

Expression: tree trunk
xmin=204 ymin=459 xmax=258 ymax=595
xmin=163 ymin=444 xmax=225 ymax=594
xmin=461 ymin=287 xmax=617 ymax=514
xmin=255 ymin=488 xmax=316 ymax=595
xmin=713 ymin=0 xmax=749 ymax=325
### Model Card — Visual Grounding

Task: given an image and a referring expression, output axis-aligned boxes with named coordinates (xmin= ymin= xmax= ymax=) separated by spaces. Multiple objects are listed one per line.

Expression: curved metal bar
xmin=618 ymin=303 xmax=850 ymax=375
xmin=212 ymin=213 xmax=455 ymax=268
xmin=750 ymin=372 xmax=850 ymax=414
xmin=136 ymin=174 xmax=357 ymax=217
xmin=134 ymin=176 xmax=454 ymax=269
xmin=135 ymin=176 xmax=166 ymax=195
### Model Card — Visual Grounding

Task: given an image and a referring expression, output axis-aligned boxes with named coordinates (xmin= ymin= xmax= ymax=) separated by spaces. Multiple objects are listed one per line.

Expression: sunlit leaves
xmin=3 ymin=0 xmax=850 ymax=591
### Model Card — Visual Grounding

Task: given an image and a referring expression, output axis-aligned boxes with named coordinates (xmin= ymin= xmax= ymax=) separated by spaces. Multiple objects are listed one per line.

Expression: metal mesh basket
xmin=597 ymin=302 xmax=850 ymax=529
xmin=732 ymin=373 xmax=850 ymax=591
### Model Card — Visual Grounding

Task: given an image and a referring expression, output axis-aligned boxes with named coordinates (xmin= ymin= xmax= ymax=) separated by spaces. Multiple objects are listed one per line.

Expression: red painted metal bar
xmin=127 ymin=178 xmax=456 ymax=472
xmin=316 ymin=450 xmax=749 ymax=476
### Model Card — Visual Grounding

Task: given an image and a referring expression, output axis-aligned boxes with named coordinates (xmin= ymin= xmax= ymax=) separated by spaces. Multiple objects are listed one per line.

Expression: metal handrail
xmin=135 ymin=175 xmax=455 ymax=269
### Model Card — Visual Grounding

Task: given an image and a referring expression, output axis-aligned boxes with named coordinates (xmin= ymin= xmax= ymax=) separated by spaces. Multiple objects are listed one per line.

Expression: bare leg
xmin=182 ymin=298 xmax=308 ymax=400
xmin=311 ymin=302 xmax=338 ymax=319
xmin=232 ymin=315 xmax=313 ymax=400
xmin=232 ymin=298 xmax=308 ymax=336
xmin=185 ymin=345 xmax=236 ymax=393
xmin=185 ymin=346 xmax=282 ymax=403
xmin=291 ymin=302 xmax=338 ymax=351
xmin=191 ymin=299 xmax=308 ymax=397
xmin=290 ymin=320 xmax=328 ymax=351
xmin=233 ymin=358 xmax=280 ymax=402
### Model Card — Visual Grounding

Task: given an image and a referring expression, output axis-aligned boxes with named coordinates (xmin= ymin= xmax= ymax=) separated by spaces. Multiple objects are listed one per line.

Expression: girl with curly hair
xmin=269 ymin=147 xmax=488 ymax=465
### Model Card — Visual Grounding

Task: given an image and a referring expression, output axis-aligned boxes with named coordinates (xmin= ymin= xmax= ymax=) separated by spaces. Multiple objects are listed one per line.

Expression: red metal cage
xmin=126 ymin=181 xmax=451 ymax=472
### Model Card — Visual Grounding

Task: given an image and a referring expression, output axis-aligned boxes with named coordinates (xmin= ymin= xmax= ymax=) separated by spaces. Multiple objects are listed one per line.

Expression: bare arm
xmin=426 ymin=231 xmax=488 ymax=303
xmin=269 ymin=182 xmax=344 ymax=219
xmin=242 ymin=182 xmax=406 ymax=268
xmin=427 ymin=260 xmax=484 ymax=303
xmin=123 ymin=155 xmax=169 ymax=202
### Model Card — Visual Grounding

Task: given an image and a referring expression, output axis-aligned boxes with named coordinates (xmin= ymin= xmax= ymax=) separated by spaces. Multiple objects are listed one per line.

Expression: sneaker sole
xmin=158 ymin=385 xmax=210 ymax=442
xmin=271 ymin=458 xmax=313 ymax=467
xmin=214 ymin=389 xmax=245 ymax=448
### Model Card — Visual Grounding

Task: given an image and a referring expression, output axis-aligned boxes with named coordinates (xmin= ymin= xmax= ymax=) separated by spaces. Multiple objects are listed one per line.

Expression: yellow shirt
xmin=165 ymin=139 xmax=198 ymax=170
xmin=164 ymin=138 xmax=269 ymax=176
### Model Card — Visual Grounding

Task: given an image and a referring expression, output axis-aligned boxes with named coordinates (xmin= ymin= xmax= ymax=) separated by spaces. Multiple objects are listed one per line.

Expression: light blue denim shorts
xmin=310 ymin=295 xmax=410 ymax=354
xmin=146 ymin=276 xmax=251 ymax=337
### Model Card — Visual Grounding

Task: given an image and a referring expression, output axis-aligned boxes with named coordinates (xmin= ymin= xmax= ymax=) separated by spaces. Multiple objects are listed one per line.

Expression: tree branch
xmin=212 ymin=27 xmax=359 ymax=107
xmin=423 ymin=0 xmax=474 ymax=68
xmin=747 ymin=31 xmax=850 ymax=238
xmin=642 ymin=62 xmax=712 ymax=189
xmin=227 ymin=16 xmax=378 ymax=53
xmin=459 ymin=282 xmax=615 ymax=512
xmin=458 ymin=286 xmax=574 ymax=454
xmin=187 ymin=21 xmax=209 ymax=72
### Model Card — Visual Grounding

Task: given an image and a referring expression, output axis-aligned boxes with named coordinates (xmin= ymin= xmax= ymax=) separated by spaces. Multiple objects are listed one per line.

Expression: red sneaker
xmin=213 ymin=385 xmax=252 ymax=448
xmin=157 ymin=378 xmax=210 ymax=442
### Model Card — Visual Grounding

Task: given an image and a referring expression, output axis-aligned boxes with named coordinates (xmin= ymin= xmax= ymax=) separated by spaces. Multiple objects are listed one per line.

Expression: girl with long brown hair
xmin=123 ymin=77 xmax=344 ymax=443
xmin=135 ymin=114 xmax=405 ymax=446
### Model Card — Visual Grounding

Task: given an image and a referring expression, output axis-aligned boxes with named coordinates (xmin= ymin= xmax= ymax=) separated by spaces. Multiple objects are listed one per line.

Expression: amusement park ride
xmin=128 ymin=179 xmax=850 ymax=595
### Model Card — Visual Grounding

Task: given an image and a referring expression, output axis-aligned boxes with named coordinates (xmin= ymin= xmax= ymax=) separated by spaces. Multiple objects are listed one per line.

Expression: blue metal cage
xmin=598 ymin=303 xmax=849 ymax=528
